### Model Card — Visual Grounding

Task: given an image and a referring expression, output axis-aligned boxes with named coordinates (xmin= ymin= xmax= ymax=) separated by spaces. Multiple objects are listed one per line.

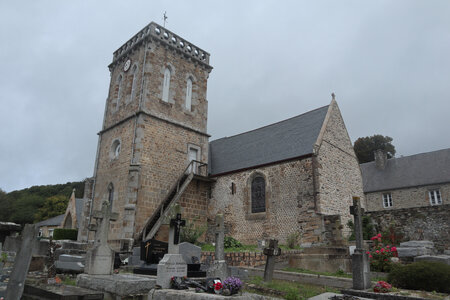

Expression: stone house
xmin=35 ymin=214 xmax=64 ymax=238
xmin=361 ymin=148 xmax=450 ymax=211
xmin=79 ymin=21 xmax=364 ymax=250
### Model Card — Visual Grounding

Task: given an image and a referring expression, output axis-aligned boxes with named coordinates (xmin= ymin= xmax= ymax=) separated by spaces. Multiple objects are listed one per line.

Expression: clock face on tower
xmin=123 ymin=59 xmax=131 ymax=72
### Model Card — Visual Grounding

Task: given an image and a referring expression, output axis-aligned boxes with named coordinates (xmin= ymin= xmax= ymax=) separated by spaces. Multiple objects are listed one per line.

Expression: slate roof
xmin=360 ymin=148 xmax=450 ymax=193
xmin=75 ymin=198 xmax=84 ymax=228
xmin=35 ymin=214 xmax=65 ymax=227
xmin=209 ymin=105 xmax=329 ymax=175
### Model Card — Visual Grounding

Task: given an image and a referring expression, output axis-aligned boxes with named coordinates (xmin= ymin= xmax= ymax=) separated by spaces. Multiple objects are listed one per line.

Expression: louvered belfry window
xmin=251 ymin=176 xmax=266 ymax=213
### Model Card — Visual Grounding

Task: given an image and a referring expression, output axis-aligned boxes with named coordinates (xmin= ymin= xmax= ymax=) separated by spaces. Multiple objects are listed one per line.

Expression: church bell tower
xmin=86 ymin=22 xmax=213 ymax=250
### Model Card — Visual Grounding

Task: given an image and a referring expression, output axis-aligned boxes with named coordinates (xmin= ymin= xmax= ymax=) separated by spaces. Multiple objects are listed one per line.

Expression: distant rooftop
xmin=110 ymin=22 xmax=211 ymax=69
xmin=361 ymin=148 xmax=450 ymax=193
xmin=35 ymin=214 xmax=64 ymax=227
xmin=209 ymin=105 xmax=329 ymax=176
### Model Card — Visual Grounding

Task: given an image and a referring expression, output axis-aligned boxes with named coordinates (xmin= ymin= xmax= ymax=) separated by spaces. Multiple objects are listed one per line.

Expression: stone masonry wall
xmin=365 ymin=183 xmax=450 ymax=211
xmin=90 ymin=30 xmax=212 ymax=250
xmin=201 ymin=249 xmax=302 ymax=267
xmin=208 ymin=158 xmax=325 ymax=246
xmin=367 ymin=204 xmax=450 ymax=251
xmin=315 ymin=101 xmax=364 ymax=237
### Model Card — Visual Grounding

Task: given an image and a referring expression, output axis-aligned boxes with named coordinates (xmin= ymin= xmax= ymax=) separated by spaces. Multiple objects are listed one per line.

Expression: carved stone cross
xmin=350 ymin=196 xmax=364 ymax=252
xmin=88 ymin=200 xmax=118 ymax=245
xmin=263 ymin=239 xmax=281 ymax=282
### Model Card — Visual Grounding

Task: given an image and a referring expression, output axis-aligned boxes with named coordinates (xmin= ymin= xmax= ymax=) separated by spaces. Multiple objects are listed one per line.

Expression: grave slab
xmin=23 ymin=284 xmax=103 ymax=299
xmin=397 ymin=247 xmax=432 ymax=257
xmin=414 ymin=255 xmax=450 ymax=265
xmin=148 ymin=289 xmax=279 ymax=299
xmin=400 ymin=240 xmax=434 ymax=249
xmin=77 ymin=273 xmax=156 ymax=297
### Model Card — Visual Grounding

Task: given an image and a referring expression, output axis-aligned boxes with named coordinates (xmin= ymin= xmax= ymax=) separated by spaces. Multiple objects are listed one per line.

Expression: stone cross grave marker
xmin=157 ymin=213 xmax=187 ymax=288
xmin=168 ymin=213 xmax=186 ymax=254
xmin=263 ymin=239 xmax=281 ymax=282
xmin=349 ymin=196 xmax=371 ymax=290
xmin=85 ymin=201 xmax=118 ymax=275
xmin=207 ymin=214 xmax=228 ymax=280
xmin=6 ymin=224 xmax=39 ymax=300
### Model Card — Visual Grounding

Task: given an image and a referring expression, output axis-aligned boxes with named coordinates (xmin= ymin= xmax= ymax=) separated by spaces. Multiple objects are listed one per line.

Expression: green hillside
xmin=0 ymin=181 xmax=85 ymax=225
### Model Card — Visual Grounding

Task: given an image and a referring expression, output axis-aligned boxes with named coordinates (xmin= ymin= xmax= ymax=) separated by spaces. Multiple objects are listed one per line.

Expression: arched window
xmin=185 ymin=78 xmax=192 ymax=111
xmin=129 ymin=65 xmax=138 ymax=103
xmin=116 ymin=75 xmax=123 ymax=109
xmin=162 ymin=67 xmax=171 ymax=102
xmin=251 ymin=176 xmax=266 ymax=213
xmin=108 ymin=183 xmax=114 ymax=209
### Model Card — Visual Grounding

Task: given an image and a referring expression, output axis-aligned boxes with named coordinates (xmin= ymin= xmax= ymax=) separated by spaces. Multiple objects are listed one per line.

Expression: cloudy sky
xmin=1 ymin=1 xmax=449 ymax=192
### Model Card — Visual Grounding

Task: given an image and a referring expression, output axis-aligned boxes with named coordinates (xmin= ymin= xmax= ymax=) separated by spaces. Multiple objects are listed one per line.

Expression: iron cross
xmin=170 ymin=213 xmax=186 ymax=245
xmin=163 ymin=11 xmax=168 ymax=27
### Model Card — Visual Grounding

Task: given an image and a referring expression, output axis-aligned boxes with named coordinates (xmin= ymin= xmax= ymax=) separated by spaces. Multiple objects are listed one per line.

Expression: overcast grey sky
xmin=1 ymin=1 xmax=449 ymax=192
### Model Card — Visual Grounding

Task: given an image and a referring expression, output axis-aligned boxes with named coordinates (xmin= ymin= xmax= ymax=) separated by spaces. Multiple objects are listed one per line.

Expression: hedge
xmin=387 ymin=261 xmax=450 ymax=293
xmin=53 ymin=228 xmax=78 ymax=240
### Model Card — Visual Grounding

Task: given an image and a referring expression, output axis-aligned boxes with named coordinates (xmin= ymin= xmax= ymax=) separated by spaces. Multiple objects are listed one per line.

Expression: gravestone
xmin=142 ymin=239 xmax=168 ymax=264
xmin=156 ymin=214 xmax=187 ymax=288
xmin=350 ymin=197 xmax=371 ymax=290
xmin=85 ymin=200 xmax=118 ymax=275
xmin=263 ymin=239 xmax=281 ymax=282
xmin=179 ymin=242 xmax=206 ymax=277
xmin=55 ymin=254 xmax=85 ymax=273
xmin=207 ymin=214 xmax=228 ymax=280
xmin=5 ymin=224 xmax=38 ymax=300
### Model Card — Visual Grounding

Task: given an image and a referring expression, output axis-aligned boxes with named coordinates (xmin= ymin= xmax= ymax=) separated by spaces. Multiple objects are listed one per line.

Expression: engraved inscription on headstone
xmin=141 ymin=239 xmax=168 ymax=264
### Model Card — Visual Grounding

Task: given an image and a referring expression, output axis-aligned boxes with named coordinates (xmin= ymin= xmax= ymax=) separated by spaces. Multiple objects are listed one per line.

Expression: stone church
xmin=77 ymin=22 xmax=364 ymax=251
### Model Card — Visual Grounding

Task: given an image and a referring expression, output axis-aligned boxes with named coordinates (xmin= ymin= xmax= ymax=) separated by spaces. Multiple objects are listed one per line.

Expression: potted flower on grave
xmin=223 ymin=276 xmax=243 ymax=295
xmin=213 ymin=281 xmax=223 ymax=294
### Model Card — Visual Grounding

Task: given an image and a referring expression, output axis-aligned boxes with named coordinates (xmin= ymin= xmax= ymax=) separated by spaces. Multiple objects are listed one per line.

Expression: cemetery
xmin=0 ymin=16 xmax=449 ymax=300
xmin=1 ymin=196 xmax=449 ymax=300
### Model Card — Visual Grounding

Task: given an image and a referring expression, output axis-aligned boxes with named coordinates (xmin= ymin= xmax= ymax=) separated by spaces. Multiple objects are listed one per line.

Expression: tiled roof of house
xmin=208 ymin=105 xmax=329 ymax=176
xmin=35 ymin=214 xmax=65 ymax=227
xmin=360 ymin=148 xmax=450 ymax=193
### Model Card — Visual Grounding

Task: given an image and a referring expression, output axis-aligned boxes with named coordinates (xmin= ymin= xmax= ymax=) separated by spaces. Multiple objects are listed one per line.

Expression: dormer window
xmin=162 ymin=68 xmax=171 ymax=102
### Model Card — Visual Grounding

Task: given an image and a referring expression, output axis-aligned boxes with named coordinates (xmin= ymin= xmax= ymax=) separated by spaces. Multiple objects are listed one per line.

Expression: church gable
xmin=209 ymin=105 xmax=329 ymax=176
xmin=313 ymin=99 xmax=364 ymax=225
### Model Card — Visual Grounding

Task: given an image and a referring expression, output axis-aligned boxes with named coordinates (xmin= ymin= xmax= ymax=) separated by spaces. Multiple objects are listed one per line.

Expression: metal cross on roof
xmin=163 ymin=11 xmax=168 ymax=28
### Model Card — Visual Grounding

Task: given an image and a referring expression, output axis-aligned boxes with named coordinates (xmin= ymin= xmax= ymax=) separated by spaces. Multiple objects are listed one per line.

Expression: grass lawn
xmin=245 ymin=276 xmax=340 ymax=300
xmin=283 ymin=267 xmax=352 ymax=279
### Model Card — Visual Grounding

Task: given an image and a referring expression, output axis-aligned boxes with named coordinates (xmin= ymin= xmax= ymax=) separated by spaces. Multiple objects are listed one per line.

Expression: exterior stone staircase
xmin=139 ymin=160 xmax=207 ymax=242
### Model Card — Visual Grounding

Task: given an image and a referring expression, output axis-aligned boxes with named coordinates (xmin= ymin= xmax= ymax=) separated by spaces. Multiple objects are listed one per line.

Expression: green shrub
xmin=224 ymin=236 xmax=242 ymax=249
xmin=53 ymin=228 xmax=78 ymax=240
xmin=180 ymin=218 xmax=206 ymax=245
xmin=387 ymin=261 xmax=450 ymax=293
xmin=347 ymin=216 xmax=374 ymax=241
xmin=286 ymin=232 xmax=301 ymax=249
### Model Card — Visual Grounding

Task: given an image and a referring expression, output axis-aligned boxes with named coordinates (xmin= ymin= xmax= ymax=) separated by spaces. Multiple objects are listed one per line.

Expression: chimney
xmin=374 ymin=149 xmax=387 ymax=170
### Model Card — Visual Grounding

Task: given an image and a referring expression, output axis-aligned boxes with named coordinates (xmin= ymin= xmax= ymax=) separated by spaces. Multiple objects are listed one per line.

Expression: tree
xmin=34 ymin=195 xmax=68 ymax=223
xmin=354 ymin=134 xmax=396 ymax=163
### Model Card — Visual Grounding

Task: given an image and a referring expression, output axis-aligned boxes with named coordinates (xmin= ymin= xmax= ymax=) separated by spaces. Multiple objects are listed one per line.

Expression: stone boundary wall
xmin=201 ymin=249 xmax=302 ymax=267
xmin=366 ymin=204 xmax=450 ymax=251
